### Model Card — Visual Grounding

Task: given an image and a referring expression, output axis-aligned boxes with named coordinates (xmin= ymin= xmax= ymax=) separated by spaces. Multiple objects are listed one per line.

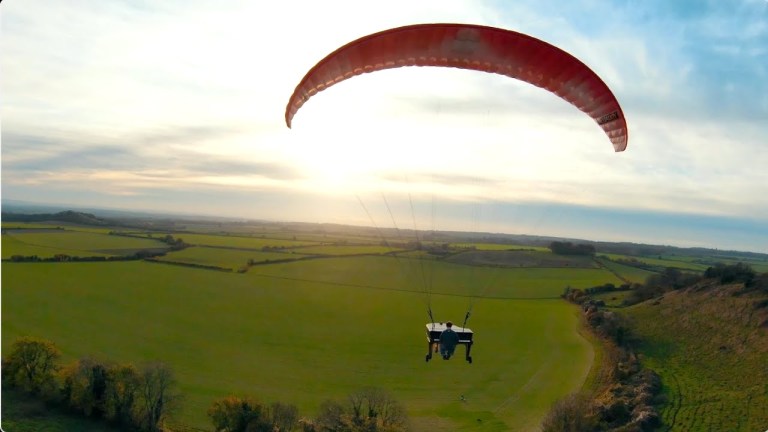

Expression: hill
xmin=1 ymin=210 xmax=111 ymax=226
xmin=624 ymin=280 xmax=768 ymax=431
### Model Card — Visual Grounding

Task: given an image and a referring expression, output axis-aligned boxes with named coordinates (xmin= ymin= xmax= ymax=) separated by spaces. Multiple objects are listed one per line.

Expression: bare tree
xmin=348 ymin=387 xmax=408 ymax=431
xmin=135 ymin=362 xmax=179 ymax=432
xmin=270 ymin=401 xmax=299 ymax=431
xmin=541 ymin=392 xmax=598 ymax=432
xmin=315 ymin=399 xmax=346 ymax=430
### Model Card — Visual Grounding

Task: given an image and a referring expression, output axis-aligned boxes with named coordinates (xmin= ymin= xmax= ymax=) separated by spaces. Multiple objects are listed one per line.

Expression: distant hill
xmin=2 ymin=200 xmax=768 ymax=264
xmin=624 ymin=280 xmax=768 ymax=431
xmin=1 ymin=210 xmax=112 ymax=226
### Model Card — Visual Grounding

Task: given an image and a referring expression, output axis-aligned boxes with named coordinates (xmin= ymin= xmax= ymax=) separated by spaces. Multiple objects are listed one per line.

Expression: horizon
xmin=4 ymin=198 xmax=767 ymax=256
xmin=3 ymin=1 xmax=767 ymax=253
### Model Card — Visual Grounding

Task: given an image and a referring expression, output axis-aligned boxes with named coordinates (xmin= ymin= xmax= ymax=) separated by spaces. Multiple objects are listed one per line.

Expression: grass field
xmin=293 ymin=244 xmax=401 ymax=255
xmin=595 ymin=257 xmax=657 ymax=284
xmin=157 ymin=246 xmax=307 ymax=270
xmin=624 ymin=286 xmax=768 ymax=431
xmin=165 ymin=233 xmax=321 ymax=249
xmin=2 ymin=257 xmax=599 ymax=431
xmin=448 ymin=250 xmax=598 ymax=269
xmin=2 ymin=230 xmax=168 ymax=258
xmin=247 ymin=255 xmax=624 ymax=299
xmin=451 ymin=243 xmax=549 ymax=252
xmin=599 ymin=253 xmax=709 ymax=272
xmin=658 ymin=253 xmax=768 ymax=273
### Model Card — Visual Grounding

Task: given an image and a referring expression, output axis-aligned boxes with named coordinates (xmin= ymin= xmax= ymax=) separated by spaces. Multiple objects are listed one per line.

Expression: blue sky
xmin=2 ymin=0 xmax=767 ymax=252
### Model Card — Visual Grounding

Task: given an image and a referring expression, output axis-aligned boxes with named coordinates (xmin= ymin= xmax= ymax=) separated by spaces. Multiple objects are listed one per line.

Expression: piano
xmin=425 ymin=322 xmax=473 ymax=363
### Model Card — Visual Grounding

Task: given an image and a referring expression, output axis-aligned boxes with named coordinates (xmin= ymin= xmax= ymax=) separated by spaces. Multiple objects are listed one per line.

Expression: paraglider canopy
xmin=285 ymin=23 xmax=628 ymax=152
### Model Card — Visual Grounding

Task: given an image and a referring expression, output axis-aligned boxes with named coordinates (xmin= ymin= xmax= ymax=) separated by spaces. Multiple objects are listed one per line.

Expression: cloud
xmin=2 ymin=0 xmax=767 ymax=252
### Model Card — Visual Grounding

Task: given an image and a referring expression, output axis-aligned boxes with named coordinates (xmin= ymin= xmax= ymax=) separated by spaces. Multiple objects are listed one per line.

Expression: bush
xmin=208 ymin=396 xmax=299 ymax=432
xmin=704 ymin=262 xmax=755 ymax=284
xmin=307 ymin=388 xmax=407 ymax=432
xmin=208 ymin=396 xmax=267 ymax=432
xmin=270 ymin=401 xmax=299 ymax=431
xmin=541 ymin=392 xmax=598 ymax=432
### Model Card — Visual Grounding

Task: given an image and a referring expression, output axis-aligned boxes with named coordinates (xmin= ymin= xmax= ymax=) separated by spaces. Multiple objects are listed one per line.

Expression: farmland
xmin=155 ymin=246 xmax=308 ymax=270
xmin=156 ymin=232 xmax=320 ymax=249
xmin=1 ymin=228 xmax=169 ymax=259
xmin=0 ymin=223 xmax=625 ymax=431
xmin=2 ymin=259 xmax=598 ymax=431
xmin=4 ymin=219 xmax=766 ymax=431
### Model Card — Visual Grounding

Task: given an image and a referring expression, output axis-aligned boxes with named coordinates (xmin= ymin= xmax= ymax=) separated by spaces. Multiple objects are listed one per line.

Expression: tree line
xmin=548 ymin=262 xmax=768 ymax=431
xmin=626 ymin=262 xmax=765 ymax=305
xmin=2 ymin=336 xmax=408 ymax=432
xmin=549 ymin=241 xmax=596 ymax=256
xmin=551 ymin=296 xmax=663 ymax=430
xmin=3 ymin=337 xmax=177 ymax=431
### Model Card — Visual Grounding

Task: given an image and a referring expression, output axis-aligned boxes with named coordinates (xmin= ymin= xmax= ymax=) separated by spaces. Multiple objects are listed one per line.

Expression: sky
xmin=2 ymin=0 xmax=768 ymax=253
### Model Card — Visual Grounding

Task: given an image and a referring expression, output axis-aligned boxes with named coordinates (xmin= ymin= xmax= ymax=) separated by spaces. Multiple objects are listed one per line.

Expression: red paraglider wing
xmin=285 ymin=23 xmax=628 ymax=151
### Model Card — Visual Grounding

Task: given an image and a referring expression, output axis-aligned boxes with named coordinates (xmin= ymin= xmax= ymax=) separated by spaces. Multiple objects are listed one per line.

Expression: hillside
xmin=624 ymin=281 xmax=768 ymax=431
xmin=1 ymin=210 xmax=111 ymax=226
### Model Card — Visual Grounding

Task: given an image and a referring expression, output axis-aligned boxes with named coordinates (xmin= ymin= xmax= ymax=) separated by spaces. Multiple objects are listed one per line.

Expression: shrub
xmin=208 ymin=396 xmax=299 ymax=432
xmin=704 ymin=262 xmax=755 ymax=284
xmin=541 ymin=392 xmax=598 ymax=432
xmin=307 ymin=388 xmax=407 ymax=432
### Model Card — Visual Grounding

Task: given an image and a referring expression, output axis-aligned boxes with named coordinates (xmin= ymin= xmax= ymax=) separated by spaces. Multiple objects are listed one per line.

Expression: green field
xmin=2 ymin=257 xmax=601 ymax=431
xmin=448 ymin=250 xmax=598 ymax=269
xmin=2 ymin=230 xmax=168 ymax=258
xmin=599 ymin=253 xmax=709 ymax=272
xmin=4 ymin=220 xmax=766 ymax=431
xmin=166 ymin=233 xmax=320 ymax=249
xmin=596 ymin=257 xmax=657 ymax=284
xmin=451 ymin=243 xmax=549 ymax=252
xmin=293 ymin=244 xmax=401 ymax=255
xmin=157 ymin=246 xmax=307 ymax=270
xmin=624 ymin=287 xmax=768 ymax=431
xmin=247 ymin=255 xmax=624 ymax=299
xmin=3 ymin=222 xmax=71 ymax=229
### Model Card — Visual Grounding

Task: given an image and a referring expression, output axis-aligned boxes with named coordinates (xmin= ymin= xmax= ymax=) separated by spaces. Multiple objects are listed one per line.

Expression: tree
xmin=60 ymin=357 xmax=109 ymax=417
xmin=348 ymin=387 xmax=406 ymax=430
xmin=705 ymin=262 xmax=755 ymax=284
xmin=208 ymin=396 xmax=273 ymax=432
xmin=310 ymin=388 xmax=407 ymax=432
xmin=270 ymin=401 xmax=299 ymax=431
xmin=135 ymin=362 xmax=178 ymax=432
xmin=314 ymin=399 xmax=346 ymax=431
xmin=549 ymin=241 xmax=596 ymax=256
xmin=208 ymin=396 xmax=300 ymax=432
xmin=2 ymin=337 xmax=61 ymax=396
xmin=104 ymin=363 xmax=140 ymax=427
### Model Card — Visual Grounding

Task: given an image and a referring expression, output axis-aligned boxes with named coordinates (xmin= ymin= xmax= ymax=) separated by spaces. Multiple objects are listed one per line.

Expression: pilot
xmin=439 ymin=321 xmax=460 ymax=360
